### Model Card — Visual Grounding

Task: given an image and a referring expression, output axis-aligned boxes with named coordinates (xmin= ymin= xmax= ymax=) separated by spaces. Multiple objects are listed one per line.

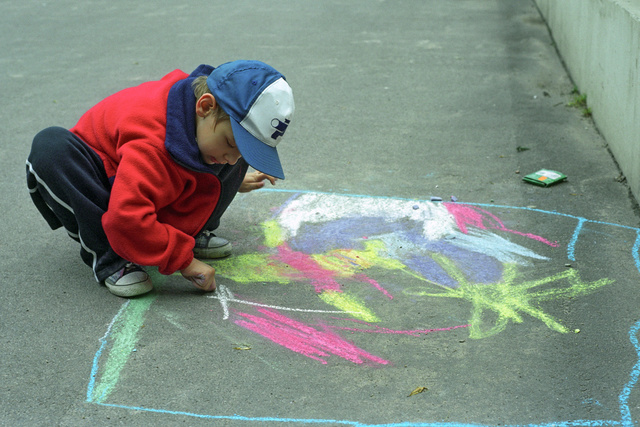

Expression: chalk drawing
xmin=404 ymin=254 xmax=613 ymax=339
xmin=208 ymin=284 xmax=363 ymax=321
xmin=445 ymin=203 xmax=559 ymax=247
xmin=206 ymin=192 xmax=612 ymax=344
xmin=233 ymin=307 xmax=390 ymax=365
xmin=87 ymin=293 xmax=156 ymax=403
xmin=86 ymin=190 xmax=640 ymax=426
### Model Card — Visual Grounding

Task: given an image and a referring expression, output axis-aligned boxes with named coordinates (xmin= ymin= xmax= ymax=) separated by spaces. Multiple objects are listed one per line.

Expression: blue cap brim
xmin=230 ymin=118 xmax=285 ymax=180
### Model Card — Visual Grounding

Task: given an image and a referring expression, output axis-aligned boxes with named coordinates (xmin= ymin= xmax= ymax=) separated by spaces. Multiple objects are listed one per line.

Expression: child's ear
xmin=195 ymin=94 xmax=218 ymax=117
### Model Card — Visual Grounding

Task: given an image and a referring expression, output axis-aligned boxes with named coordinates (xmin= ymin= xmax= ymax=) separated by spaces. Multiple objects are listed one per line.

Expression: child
xmin=26 ymin=60 xmax=295 ymax=297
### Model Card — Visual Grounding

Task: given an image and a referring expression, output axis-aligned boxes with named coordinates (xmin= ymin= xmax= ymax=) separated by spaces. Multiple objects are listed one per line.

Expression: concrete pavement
xmin=2 ymin=1 xmax=640 ymax=426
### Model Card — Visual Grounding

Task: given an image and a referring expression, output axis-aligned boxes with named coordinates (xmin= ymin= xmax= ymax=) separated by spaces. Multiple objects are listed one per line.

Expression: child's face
xmin=196 ymin=115 xmax=241 ymax=166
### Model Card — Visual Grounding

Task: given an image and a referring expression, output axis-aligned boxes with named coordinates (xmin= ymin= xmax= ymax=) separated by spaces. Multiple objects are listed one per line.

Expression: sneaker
xmin=193 ymin=230 xmax=232 ymax=259
xmin=104 ymin=263 xmax=153 ymax=297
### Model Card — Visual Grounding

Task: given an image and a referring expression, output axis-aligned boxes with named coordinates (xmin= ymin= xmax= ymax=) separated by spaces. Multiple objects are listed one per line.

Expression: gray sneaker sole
xmin=193 ymin=242 xmax=232 ymax=259
xmin=106 ymin=279 xmax=154 ymax=297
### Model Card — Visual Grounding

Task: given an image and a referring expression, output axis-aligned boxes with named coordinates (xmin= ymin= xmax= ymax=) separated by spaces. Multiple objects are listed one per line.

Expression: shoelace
xmin=120 ymin=262 xmax=140 ymax=277
xmin=121 ymin=262 xmax=139 ymax=276
xmin=196 ymin=230 xmax=216 ymax=246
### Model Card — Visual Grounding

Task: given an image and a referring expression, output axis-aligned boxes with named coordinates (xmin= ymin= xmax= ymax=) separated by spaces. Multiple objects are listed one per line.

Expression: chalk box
xmin=522 ymin=169 xmax=567 ymax=187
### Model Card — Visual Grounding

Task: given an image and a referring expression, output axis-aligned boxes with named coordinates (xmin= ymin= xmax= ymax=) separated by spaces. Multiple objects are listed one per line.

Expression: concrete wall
xmin=535 ymin=0 xmax=640 ymax=201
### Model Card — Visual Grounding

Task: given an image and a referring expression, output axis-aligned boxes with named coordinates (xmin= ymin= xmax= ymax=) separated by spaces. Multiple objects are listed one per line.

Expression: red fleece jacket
xmin=71 ymin=70 xmax=220 ymax=275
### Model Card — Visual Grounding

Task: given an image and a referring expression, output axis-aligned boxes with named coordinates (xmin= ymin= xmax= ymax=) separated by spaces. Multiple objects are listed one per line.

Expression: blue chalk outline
xmin=91 ymin=400 xmax=635 ymax=426
xmin=87 ymin=190 xmax=640 ymax=426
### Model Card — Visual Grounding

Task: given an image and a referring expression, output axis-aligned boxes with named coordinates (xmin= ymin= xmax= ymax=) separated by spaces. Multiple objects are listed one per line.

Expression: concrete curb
xmin=535 ymin=0 xmax=640 ymax=201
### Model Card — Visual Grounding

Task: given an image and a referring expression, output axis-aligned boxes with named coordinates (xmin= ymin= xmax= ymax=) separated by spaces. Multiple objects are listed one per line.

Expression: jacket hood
xmin=165 ymin=64 xmax=223 ymax=174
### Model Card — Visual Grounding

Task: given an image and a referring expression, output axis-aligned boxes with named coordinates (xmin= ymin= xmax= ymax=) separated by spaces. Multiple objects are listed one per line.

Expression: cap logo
xmin=271 ymin=118 xmax=290 ymax=140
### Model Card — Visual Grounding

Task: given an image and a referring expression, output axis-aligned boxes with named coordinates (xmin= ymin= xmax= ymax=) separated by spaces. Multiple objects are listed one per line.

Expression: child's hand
xmin=239 ymin=171 xmax=277 ymax=193
xmin=180 ymin=258 xmax=216 ymax=291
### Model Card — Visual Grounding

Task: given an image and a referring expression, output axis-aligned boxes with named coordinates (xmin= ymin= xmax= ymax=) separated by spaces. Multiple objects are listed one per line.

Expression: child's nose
xmin=228 ymin=150 xmax=241 ymax=165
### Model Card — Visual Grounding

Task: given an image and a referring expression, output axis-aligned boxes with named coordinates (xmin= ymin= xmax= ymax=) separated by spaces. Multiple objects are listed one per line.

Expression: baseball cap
xmin=206 ymin=60 xmax=295 ymax=180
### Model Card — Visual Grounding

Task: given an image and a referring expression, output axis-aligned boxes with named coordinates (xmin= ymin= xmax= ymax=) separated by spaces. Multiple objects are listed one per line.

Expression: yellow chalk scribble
xmin=312 ymin=240 xmax=405 ymax=277
xmin=419 ymin=253 xmax=614 ymax=339
xmin=319 ymin=290 xmax=380 ymax=322
xmin=213 ymin=253 xmax=292 ymax=285
xmin=262 ymin=220 xmax=285 ymax=248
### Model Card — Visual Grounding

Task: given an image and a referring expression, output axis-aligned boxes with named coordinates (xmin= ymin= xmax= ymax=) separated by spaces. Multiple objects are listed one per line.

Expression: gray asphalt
xmin=3 ymin=1 xmax=640 ymax=426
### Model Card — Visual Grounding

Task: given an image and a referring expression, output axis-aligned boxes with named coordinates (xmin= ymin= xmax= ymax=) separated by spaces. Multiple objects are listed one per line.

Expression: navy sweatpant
xmin=26 ymin=126 xmax=248 ymax=283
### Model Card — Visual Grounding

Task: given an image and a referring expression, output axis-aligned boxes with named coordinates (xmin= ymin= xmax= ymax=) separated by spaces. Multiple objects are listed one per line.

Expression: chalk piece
xmin=450 ymin=196 xmax=458 ymax=202
xmin=523 ymin=169 xmax=567 ymax=187
xmin=194 ymin=274 xmax=206 ymax=286
xmin=430 ymin=197 xmax=442 ymax=202
xmin=413 ymin=205 xmax=420 ymax=210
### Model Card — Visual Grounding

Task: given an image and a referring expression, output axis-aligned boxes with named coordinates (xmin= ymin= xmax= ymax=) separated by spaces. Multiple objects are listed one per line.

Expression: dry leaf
xmin=408 ymin=386 xmax=428 ymax=397
xmin=233 ymin=345 xmax=252 ymax=351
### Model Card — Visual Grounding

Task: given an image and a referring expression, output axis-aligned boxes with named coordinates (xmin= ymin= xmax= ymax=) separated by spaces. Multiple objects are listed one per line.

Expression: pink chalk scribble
xmin=444 ymin=203 xmax=558 ymax=247
xmin=328 ymin=318 xmax=470 ymax=336
xmin=273 ymin=244 xmax=394 ymax=299
xmin=275 ymin=243 xmax=342 ymax=293
xmin=233 ymin=307 xmax=389 ymax=365
xmin=353 ymin=273 xmax=393 ymax=300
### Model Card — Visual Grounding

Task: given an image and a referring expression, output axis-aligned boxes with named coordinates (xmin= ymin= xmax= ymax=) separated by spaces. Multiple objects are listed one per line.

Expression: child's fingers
xmin=191 ymin=273 xmax=216 ymax=292
xmin=180 ymin=259 xmax=216 ymax=291
xmin=239 ymin=172 xmax=277 ymax=193
xmin=256 ymin=172 xmax=277 ymax=185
